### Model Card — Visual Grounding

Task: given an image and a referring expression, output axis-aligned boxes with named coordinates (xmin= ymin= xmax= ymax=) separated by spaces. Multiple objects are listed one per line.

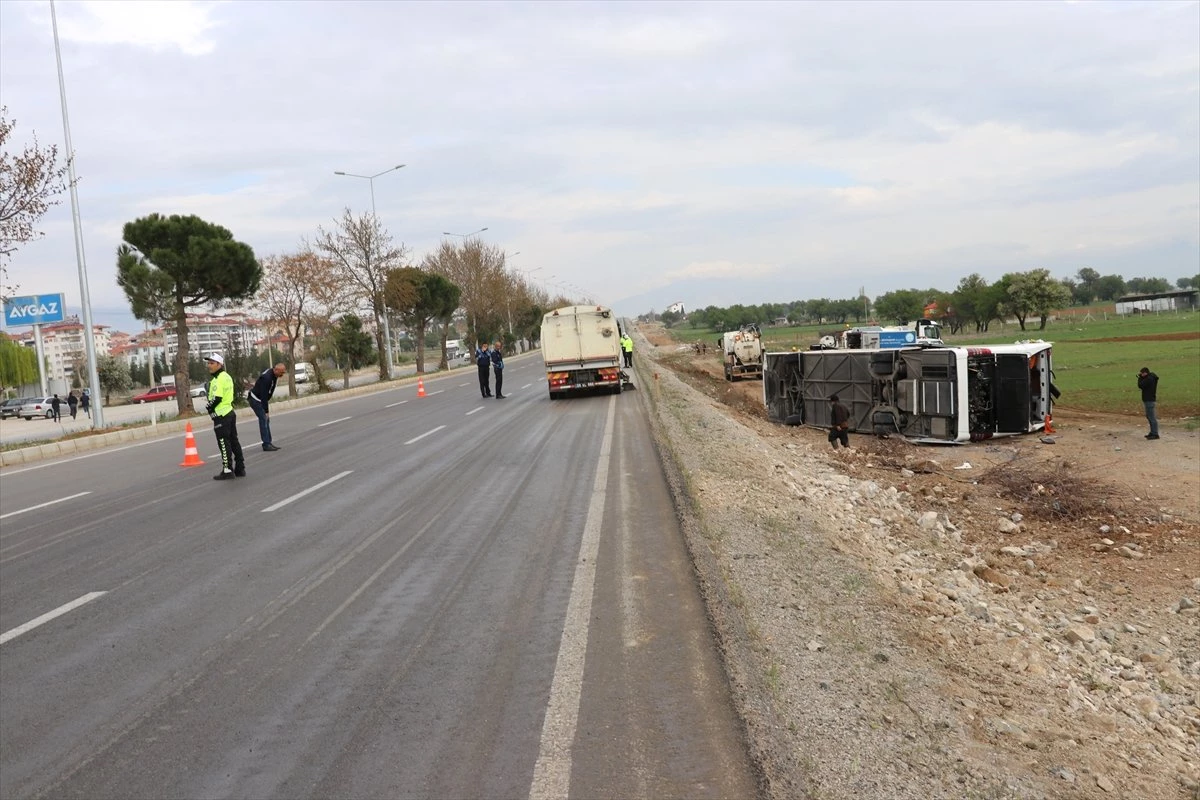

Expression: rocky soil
xmin=636 ymin=328 xmax=1200 ymax=800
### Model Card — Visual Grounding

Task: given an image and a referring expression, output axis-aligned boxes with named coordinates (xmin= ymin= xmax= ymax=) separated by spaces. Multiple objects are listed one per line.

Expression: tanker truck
xmin=720 ymin=324 xmax=764 ymax=381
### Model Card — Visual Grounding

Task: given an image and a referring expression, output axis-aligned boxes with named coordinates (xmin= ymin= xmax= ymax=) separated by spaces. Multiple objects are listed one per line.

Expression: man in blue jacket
xmin=491 ymin=340 xmax=505 ymax=399
xmin=476 ymin=341 xmax=492 ymax=398
xmin=248 ymin=362 xmax=286 ymax=451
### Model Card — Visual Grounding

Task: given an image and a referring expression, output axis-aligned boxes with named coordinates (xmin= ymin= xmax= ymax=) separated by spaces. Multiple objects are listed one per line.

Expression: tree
xmin=313 ymin=209 xmax=408 ymax=381
xmin=1094 ymin=274 xmax=1126 ymax=301
xmin=384 ymin=266 xmax=438 ymax=373
xmin=255 ymin=249 xmax=339 ymax=397
xmin=1176 ymin=275 xmax=1198 ymax=289
xmin=426 ymin=272 xmax=462 ymax=370
xmin=999 ymin=269 xmax=1072 ymax=330
xmin=0 ymin=107 xmax=69 ymax=268
xmin=1074 ymin=267 xmax=1100 ymax=303
xmin=331 ymin=313 xmax=374 ymax=387
xmin=0 ymin=336 xmax=38 ymax=392
xmin=96 ymin=354 xmax=131 ymax=406
xmin=1125 ymin=276 xmax=1172 ymax=295
xmin=116 ymin=214 xmax=260 ymax=414
xmin=423 ymin=238 xmax=508 ymax=345
xmin=872 ymin=289 xmax=927 ymax=325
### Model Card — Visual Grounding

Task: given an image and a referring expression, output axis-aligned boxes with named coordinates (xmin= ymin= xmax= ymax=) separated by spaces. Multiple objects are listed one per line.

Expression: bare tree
xmin=424 ymin=238 xmax=508 ymax=345
xmin=313 ymin=209 xmax=407 ymax=380
xmin=255 ymin=249 xmax=340 ymax=397
xmin=0 ymin=107 xmax=70 ymax=268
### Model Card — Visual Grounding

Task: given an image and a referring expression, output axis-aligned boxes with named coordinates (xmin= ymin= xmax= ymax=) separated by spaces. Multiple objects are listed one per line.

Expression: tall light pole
xmin=334 ymin=163 xmax=405 ymax=376
xmin=50 ymin=0 xmax=104 ymax=428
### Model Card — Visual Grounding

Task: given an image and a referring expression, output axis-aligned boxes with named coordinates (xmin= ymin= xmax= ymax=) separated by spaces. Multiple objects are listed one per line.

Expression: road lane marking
xmin=404 ymin=425 xmax=446 ymax=445
xmin=427 ymin=389 xmax=444 ymax=396
xmin=458 ymin=383 xmax=468 ymax=387
xmin=261 ymin=470 xmax=353 ymax=513
xmin=318 ymin=416 xmax=352 ymax=427
xmin=0 ymin=591 xmax=107 ymax=646
xmin=385 ymin=401 xmax=408 ymax=408
xmin=529 ymin=395 xmax=617 ymax=800
xmin=521 ymin=383 xmax=532 ymax=389
xmin=0 ymin=491 xmax=91 ymax=521
xmin=466 ymin=407 xmax=483 ymax=416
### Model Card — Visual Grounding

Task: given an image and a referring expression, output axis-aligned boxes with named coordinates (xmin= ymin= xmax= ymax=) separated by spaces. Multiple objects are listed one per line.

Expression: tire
xmin=548 ymin=389 xmax=558 ymax=400
xmin=724 ymin=364 xmax=732 ymax=381
xmin=611 ymin=383 xmax=622 ymax=395
xmin=45 ymin=410 xmax=54 ymax=419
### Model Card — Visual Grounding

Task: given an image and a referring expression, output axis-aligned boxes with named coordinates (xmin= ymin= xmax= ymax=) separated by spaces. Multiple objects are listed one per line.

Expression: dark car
xmin=130 ymin=385 xmax=177 ymax=404
xmin=1 ymin=396 xmax=33 ymax=419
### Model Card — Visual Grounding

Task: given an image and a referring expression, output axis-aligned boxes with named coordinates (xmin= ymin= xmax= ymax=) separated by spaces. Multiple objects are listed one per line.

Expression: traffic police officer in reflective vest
xmin=620 ymin=332 xmax=633 ymax=367
xmin=205 ymin=352 xmax=245 ymax=480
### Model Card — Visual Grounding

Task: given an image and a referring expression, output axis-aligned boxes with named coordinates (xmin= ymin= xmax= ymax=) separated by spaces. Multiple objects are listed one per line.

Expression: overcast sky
xmin=2 ymin=0 xmax=1197 ymax=334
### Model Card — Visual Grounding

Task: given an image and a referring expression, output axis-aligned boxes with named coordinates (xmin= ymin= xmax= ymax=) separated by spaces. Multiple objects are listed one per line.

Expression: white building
xmin=162 ymin=312 xmax=267 ymax=362
xmin=667 ymin=301 xmax=686 ymax=315
xmin=11 ymin=317 xmax=111 ymax=389
xmin=1115 ymin=289 xmax=1198 ymax=315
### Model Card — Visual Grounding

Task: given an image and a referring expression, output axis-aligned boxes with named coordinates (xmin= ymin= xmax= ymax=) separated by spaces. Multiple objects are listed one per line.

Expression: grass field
xmin=663 ymin=310 xmax=1200 ymax=420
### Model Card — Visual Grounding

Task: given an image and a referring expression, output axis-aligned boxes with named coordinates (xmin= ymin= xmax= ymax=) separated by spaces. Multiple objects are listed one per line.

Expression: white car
xmin=189 ymin=385 xmax=207 ymax=398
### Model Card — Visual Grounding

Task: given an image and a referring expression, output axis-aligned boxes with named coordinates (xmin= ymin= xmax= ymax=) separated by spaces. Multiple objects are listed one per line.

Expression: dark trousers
xmin=494 ymin=367 xmax=503 ymax=397
xmin=623 ymin=350 xmax=632 ymax=367
xmin=248 ymin=395 xmax=272 ymax=446
xmin=478 ymin=365 xmax=491 ymax=397
xmin=214 ymin=411 xmax=244 ymax=472
xmin=51 ymin=406 xmax=60 ymax=421
xmin=1144 ymin=401 xmax=1158 ymax=436
xmin=828 ymin=426 xmax=849 ymax=448
xmin=69 ymin=403 xmax=78 ymax=419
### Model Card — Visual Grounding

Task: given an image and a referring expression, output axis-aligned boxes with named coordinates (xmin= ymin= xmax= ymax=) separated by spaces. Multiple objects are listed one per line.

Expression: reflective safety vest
xmin=207 ymin=369 xmax=235 ymax=416
xmin=621 ymin=335 xmax=633 ymax=353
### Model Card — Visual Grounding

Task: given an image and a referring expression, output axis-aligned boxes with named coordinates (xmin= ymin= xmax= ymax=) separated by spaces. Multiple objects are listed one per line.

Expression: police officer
xmin=491 ymin=339 xmax=505 ymax=398
xmin=205 ymin=352 xmax=245 ymax=480
xmin=476 ymin=341 xmax=492 ymax=398
xmin=620 ymin=332 xmax=633 ymax=367
xmin=248 ymin=362 xmax=286 ymax=451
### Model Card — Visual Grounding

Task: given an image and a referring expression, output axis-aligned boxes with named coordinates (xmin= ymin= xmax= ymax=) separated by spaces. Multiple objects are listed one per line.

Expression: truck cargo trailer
xmin=541 ymin=305 xmax=625 ymax=399
xmin=763 ymin=342 xmax=1056 ymax=444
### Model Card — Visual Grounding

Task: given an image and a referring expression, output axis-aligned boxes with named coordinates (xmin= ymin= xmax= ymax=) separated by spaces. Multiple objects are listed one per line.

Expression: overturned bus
xmin=763 ymin=341 xmax=1058 ymax=444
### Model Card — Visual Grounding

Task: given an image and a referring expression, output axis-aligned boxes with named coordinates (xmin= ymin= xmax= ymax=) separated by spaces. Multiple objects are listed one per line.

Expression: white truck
xmin=764 ymin=340 xmax=1058 ymax=444
xmin=541 ymin=305 xmax=625 ymax=399
xmin=720 ymin=324 xmax=764 ymax=381
xmin=817 ymin=319 xmax=944 ymax=350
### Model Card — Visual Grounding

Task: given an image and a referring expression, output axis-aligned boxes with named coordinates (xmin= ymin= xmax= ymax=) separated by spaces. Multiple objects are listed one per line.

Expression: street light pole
xmin=50 ymin=0 xmax=104 ymax=428
xmin=334 ymin=163 xmax=405 ymax=377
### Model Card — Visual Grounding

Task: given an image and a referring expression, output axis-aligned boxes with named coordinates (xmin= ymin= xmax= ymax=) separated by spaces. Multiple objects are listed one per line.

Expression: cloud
xmin=0 ymin=0 xmax=1195 ymax=334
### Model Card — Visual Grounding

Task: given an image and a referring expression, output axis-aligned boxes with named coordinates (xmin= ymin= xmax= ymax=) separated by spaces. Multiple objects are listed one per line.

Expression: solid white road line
xmin=261 ymin=470 xmax=353 ymax=513
xmin=0 ymin=591 xmax=107 ymax=646
xmin=318 ymin=416 xmax=352 ymax=427
xmin=385 ymin=401 xmax=409 ymax=408
xmin=529 ymin=395 xmax=617 ymax=800
xmin=466 ymin=407 xmax=483 ymax=416
xmin=404 ymin=425 xmax=446 ymax=445
xmin=0 ymin=491 xmax=92 ymax=521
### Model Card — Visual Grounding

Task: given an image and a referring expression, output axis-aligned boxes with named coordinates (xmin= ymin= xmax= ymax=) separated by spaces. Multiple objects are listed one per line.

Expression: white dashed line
xmin=261 ymin=470 xmax=353 ymax=513
xmin=0 ymin=491 xmax=92 ymax=521
xmin=404 ymin=425 xmax=446 ymax=445
xmin=318 ymin=416 xmax=352 ymax=427
xmin=466 ymin=407 xmax=483 ymax=416
xmin=385 ymin=400 xmax=408 ymax=408
xmin=0 ymin=591 xmax=107 ymax=646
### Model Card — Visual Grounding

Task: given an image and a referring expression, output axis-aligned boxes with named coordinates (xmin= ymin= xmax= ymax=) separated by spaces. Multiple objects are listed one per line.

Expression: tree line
xmin=670 ymin=267 xmax=1199 ymax=336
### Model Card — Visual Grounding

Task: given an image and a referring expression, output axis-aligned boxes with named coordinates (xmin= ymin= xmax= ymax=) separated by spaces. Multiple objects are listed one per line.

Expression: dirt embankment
xmin=639 ymin=324 xmax=1200 ymax=800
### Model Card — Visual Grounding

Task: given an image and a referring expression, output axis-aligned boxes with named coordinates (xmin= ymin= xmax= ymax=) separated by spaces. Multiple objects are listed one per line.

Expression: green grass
xmin=664 ymin=310 xmax=1200 ymax=419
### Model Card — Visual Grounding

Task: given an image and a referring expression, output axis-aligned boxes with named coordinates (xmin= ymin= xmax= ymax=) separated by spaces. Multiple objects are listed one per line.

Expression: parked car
xmin=130 ymin=385 xmax=177 ymax=404
xmin=18 ymin=396 xmax=58 ymax=420
xmin=293 ymin=362 xmax=312 ymax=384
xmin=189 ymin=385 xmax=207 ymax=398
xmin=1 ymin=396 xmax=33 ymax=419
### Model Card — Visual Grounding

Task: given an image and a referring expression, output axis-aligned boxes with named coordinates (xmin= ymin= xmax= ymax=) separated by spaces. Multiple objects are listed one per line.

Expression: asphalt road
xmin=0 ymin=356 xmax=757 ymax=799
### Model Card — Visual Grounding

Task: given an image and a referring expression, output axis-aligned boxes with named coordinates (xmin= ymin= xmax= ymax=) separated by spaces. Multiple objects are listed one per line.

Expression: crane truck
xmin=720 ymin=324 xmax=764 ymax=381
xmin=541 ymin=305 xmax=626 ymax=399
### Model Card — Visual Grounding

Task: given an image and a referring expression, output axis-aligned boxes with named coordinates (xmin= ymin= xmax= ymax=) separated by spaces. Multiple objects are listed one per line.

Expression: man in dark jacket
xmin=1137 ymin=367 xmax=1159 ymax=440
xmin=828 ymin=394 xmax=850 ymax=449
xmin=248 ymin=362 xmax=286 ymax=451
xmin=491 ymin=340 xmax=505 ymax=399
xmin=50 ymin=394 xmax=61 ymax=422
xmin=476 ymin=341 xmax=492 ymax=398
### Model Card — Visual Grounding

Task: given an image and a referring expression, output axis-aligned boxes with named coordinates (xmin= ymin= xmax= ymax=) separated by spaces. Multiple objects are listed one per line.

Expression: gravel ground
xmin=636 ymin=337 xmax=1199 ymax=800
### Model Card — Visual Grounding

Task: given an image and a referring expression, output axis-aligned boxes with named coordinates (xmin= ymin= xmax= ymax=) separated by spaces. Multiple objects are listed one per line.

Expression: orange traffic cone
xmin=417 ymin=378 xmax=426 ymax=398
xmin=180 ymin=422 xmax=205 ymax=467
xmin=1044 ymin=413 xmax=1056 ymax=434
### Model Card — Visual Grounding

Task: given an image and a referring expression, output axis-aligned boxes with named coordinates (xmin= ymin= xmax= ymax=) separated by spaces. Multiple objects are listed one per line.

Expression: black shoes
xmin=214 ymin=470 xmax=235 ymax=481
xmin=263 ymin=444 xmax=280 ymax=451
xmin=1146 ymin=434 xmax=1160 ymax=440
xmin=496 ymin=394 xmax=506 ymax=399
xmin=234 ymin=468 xmax=246 ymax=477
